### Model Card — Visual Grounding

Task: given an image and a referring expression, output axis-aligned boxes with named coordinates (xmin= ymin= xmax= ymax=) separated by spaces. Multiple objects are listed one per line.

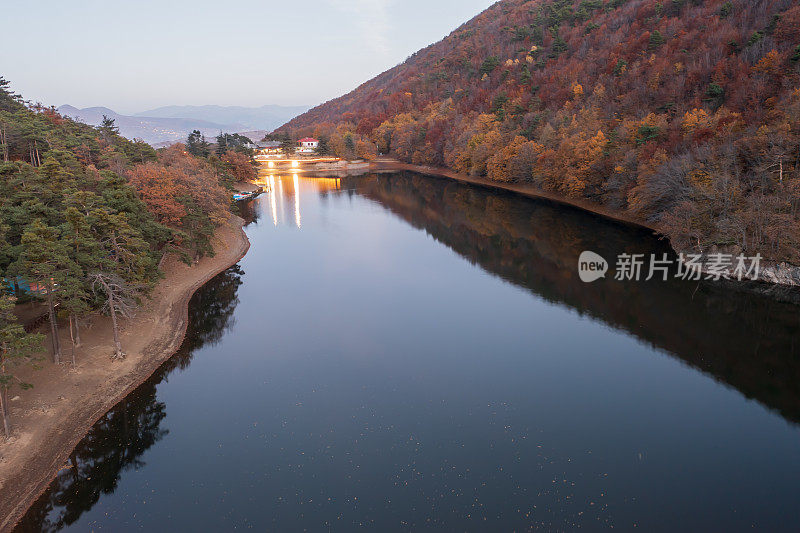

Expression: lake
xmin=15 ymin=171 xmax=800 ymax=531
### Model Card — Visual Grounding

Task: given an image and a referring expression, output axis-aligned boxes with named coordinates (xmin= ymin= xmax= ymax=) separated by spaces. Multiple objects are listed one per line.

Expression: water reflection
xmin=12 ymin=171 xmax=800 ymax=531
xmin=236 ymin=196 xmax=259 ymax=226
xmin=293 ymin=174 xmax=301 ymax=228
xmin=269 ymin=175 xmax=277 ymax=226
xmin=348 ymin=172 xmax=800 ymax=424
xmin=252 ymin=171 xmax=343 ymax=229
xmin=15 ymin=266 xmax=244 ymax=532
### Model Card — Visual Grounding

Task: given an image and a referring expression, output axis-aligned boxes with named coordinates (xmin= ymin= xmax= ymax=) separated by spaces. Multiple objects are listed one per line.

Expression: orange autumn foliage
xmin=220 ymin=150 xmax=257 ymax=182
xmin=280 ymin=0 xmax=800 ymax=262
xmin=128 ymin=145 xmax=230 ymax=256
xmin=127 ymin=163 xmax=188 ymax=226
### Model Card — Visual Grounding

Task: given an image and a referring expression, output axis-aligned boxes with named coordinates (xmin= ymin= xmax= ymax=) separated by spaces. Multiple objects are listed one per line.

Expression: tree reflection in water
xmin=351 ymin=171 xmax=800 ymax=425
xmin=15 ymin=266 xmax=244 ymax=532
xmin=13 ymin=171 xmax=800 ymax=530
xmin=236 ymin=198 xmax=260 ymax=227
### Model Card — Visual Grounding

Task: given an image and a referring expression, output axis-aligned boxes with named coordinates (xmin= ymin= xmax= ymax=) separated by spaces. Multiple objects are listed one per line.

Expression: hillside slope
xmin=281 ymin=0 xmax=800 ymax=265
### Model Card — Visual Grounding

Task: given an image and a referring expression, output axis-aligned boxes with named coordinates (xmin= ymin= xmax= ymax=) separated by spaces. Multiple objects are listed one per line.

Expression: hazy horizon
xmin=2 ymin=0 xmax=494 ymax=114
xmin=58 ymin=102 xmax=311 ymax=115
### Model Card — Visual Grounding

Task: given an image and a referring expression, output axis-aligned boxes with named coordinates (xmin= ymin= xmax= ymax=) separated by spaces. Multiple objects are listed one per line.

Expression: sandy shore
xmin=0 ymin=215 xmax=250 ymax=531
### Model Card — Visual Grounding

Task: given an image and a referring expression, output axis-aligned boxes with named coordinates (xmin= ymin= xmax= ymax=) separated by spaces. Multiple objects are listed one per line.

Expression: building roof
xmin=298 ymin=137 xmax=319 ymax=143
xmin=256 ymin=141 xmax=282 ymax=149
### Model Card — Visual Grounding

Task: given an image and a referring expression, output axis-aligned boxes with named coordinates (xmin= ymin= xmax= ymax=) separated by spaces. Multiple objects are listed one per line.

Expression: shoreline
xmin=369 ymin=160 xmax=800 ymax=287
xmin=0 ymin=215 xmax=251 ymax=531
xmin=368 ymin=160 xmax=654 ymax=232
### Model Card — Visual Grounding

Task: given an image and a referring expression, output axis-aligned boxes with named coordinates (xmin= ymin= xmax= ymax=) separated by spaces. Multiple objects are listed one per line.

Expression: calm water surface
xmin=16 ymin=172 xmax=800 ymax=531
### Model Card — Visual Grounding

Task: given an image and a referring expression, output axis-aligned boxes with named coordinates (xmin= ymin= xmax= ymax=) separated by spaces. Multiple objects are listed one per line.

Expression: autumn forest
xmin=282 ymin=0 xmax=800 ymax=264
xmin=0 ymin=79 xmax=255 ymax=436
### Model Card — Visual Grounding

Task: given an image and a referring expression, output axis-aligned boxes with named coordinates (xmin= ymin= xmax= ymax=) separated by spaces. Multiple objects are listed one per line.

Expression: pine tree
xmin=187 ymin=130 xmax=210 ymax=157
xmin=62 ymin=201 xmax=104 ymax=364
xmin=216 ymin=133 xmax=228 ymax=157
xmin=60 ymin=275 xmax=90 ymax=367
xmin=98 ymin=115 xmax=120 ymax=137
xmin=649 ymin=30 xmax=666 ymax=49
xmin=13 ymin=220 xmax=78 ymax=364
xmin=0 ymin=294 xmax=44 ymax=439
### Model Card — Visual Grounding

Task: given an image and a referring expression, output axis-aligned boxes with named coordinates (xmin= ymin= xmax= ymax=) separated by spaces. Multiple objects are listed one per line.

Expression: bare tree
xmin=90 ymin=273 xmax=138 ymax=360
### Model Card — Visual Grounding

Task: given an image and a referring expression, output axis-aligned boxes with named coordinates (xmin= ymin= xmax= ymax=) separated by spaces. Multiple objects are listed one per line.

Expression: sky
xmin=1 ymin=0 xmax=495 ymax=114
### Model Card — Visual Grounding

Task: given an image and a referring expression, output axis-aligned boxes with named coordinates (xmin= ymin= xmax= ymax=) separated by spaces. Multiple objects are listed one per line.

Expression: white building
xmin=297 ymin=137 xmax=319 ymax=154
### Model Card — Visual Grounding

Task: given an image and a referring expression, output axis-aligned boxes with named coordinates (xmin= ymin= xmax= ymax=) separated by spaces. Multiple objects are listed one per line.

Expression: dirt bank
xmin=0 ymin=216 xmax=250 ymax=532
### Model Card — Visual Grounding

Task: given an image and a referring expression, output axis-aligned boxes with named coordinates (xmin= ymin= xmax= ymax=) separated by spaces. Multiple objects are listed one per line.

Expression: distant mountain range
xmin=136 ymin=104 xmax=310 ymax=132
xmin=57 ymin=104 xmax=309 ymax=146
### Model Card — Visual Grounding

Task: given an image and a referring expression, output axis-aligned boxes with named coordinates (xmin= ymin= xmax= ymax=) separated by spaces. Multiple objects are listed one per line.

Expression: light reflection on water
xmin=255 ymin=170 xmax=342 ymax=230
xmin=15 ymin=171 xmax=800 ymax=532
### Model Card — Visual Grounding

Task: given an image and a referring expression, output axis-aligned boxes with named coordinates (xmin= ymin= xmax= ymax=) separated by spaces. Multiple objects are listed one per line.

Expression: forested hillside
xmin=0 ymin=78 xmax=253 ymax=433
xmin=281 ymin=0 xmax=800 ymax=264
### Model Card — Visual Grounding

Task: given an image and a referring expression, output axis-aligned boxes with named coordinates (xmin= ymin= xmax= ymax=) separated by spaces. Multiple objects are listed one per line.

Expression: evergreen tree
xmin=187 ymin=130 xmax=210 ymax=157
xmin=98 ymin=115 xmax=119 ymax=137
xmin=61 ymin=202 xmax=104 ymax=364
xmin=344 ymin=134 xmax=356 ymax=157
xmin=13 ymin=220 xmax=79 ymax=364
xmin=649 ymin=30 xmax=666 ymax=49
xmin=0 ymin=294 xmax=44 ymax=438
xmin=215 ymin=133 xmax=228 ymax=157
xmin=317 ymin=136 xmax=330 ymax=156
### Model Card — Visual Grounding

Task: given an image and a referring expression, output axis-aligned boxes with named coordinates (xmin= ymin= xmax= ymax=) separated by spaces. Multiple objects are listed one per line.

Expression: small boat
xmin=233 ymin=188 xmax=264 ymax=202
